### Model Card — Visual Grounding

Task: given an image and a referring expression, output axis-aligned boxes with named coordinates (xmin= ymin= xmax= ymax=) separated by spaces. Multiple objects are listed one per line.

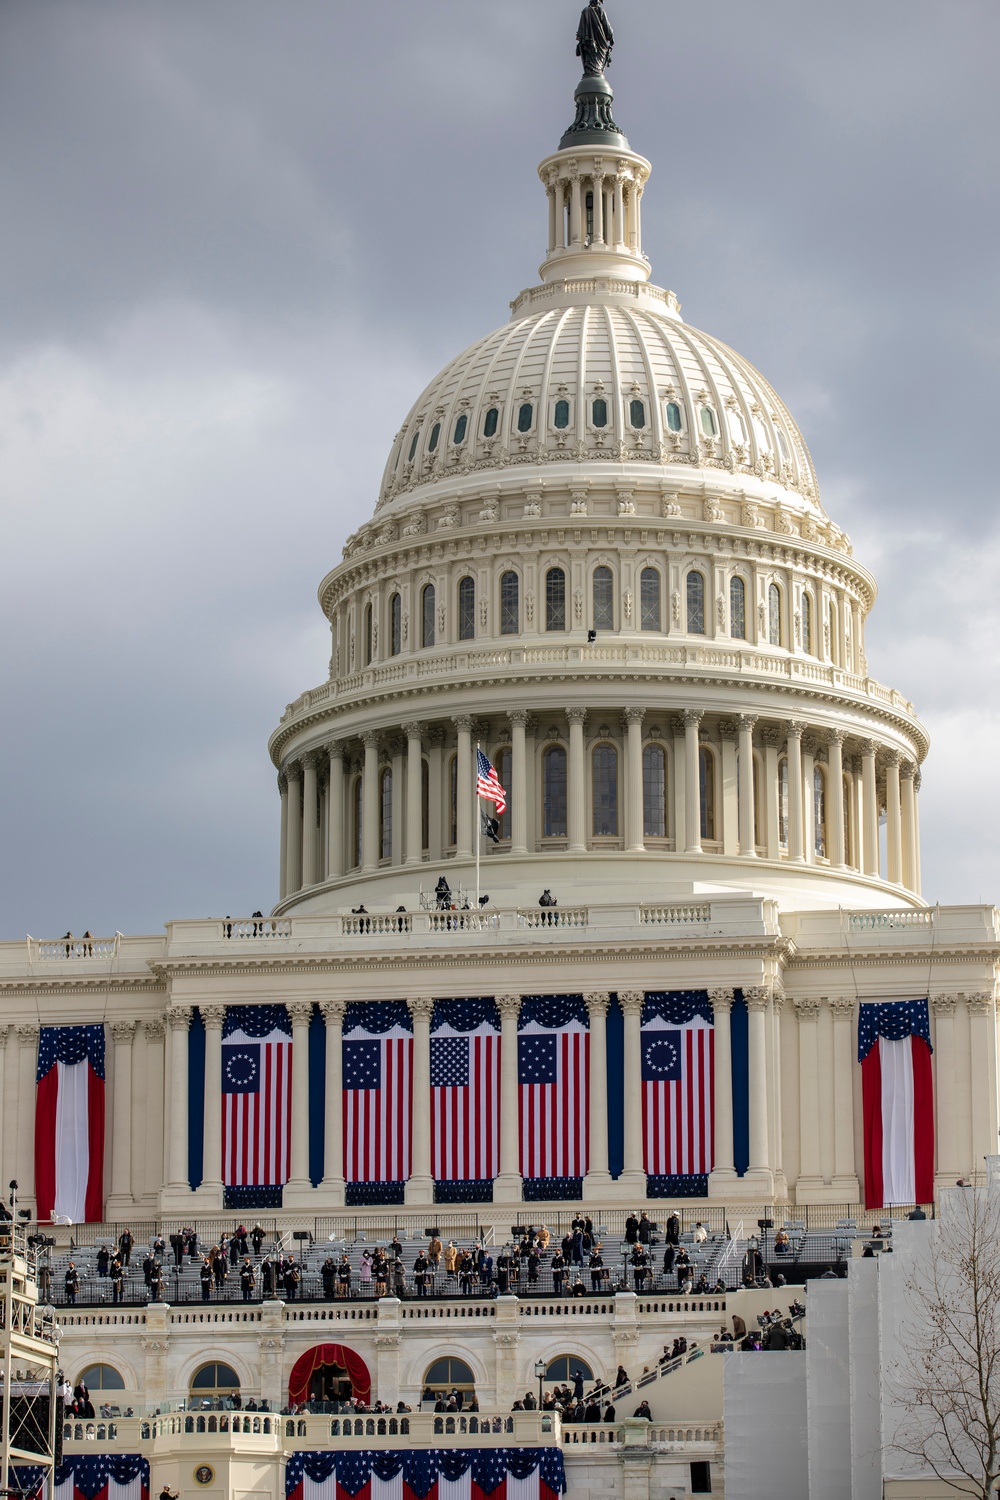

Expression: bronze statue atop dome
xmin=576 ymin=0 xmax=614 ymax=77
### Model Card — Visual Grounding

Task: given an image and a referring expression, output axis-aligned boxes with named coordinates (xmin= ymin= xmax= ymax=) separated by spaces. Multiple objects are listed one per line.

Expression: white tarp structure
xmin=723 ymin=1351 xmax=807 ymax=1499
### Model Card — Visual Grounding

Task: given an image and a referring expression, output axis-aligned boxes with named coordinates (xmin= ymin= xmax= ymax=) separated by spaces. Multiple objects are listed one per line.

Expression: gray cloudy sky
xmin=1 ymin=0 xmax=998 ymax=938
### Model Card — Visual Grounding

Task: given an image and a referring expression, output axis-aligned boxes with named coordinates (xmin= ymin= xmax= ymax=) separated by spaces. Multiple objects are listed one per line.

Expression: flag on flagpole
xmin=859 ymin=997 xmax=934 ymax=1208
xmin=343 ymin=1002 xmax=413 ymax=1184
xmin=430 ymin=998 xmax=500 ymax=1181
xmin=221 ymin=1005 xmax=293 ymax=1187
xmin=517 ymin=995 xmax=589 ymax=1180
xmin=476 ymin=748 xmax=507 ymax=814
xmin=35 ymin=1025 xmax=105 ymax=1224
xmin=641 ymin=992 xmax=714 ymax=1177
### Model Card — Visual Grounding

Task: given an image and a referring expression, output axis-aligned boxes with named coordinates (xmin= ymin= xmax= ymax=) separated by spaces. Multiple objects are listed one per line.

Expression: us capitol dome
xmin=269 ymin=33 xmax=927 ymax=919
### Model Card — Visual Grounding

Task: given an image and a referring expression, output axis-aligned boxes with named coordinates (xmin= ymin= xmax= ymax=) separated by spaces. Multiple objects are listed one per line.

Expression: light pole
xmin=534 ymin=1358 xmax=546 ymax=1412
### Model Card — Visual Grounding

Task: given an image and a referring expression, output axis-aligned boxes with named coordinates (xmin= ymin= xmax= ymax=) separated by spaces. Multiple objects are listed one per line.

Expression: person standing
xmin=64 ymin=1262 xmax=79 ymax=1305
xmin=118 ymin=1228 xmax=133 ymax=1267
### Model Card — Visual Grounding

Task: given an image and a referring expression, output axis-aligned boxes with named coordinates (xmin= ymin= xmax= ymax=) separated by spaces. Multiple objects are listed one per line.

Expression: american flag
xmin=343 ymin=1002 xmax=412 ymax=1183
xmin=430 ymin=998 xmax=500 ymax=1181
xmin=222 ymin=1005 xmax=292 ymax=1187
xmin=285 ymin=1449 xmax=566 ymax=1500
xmin=641 ymin=992 xmax=714 ymax=1176
xmin=476 ymin=748 xmax=507 ymax=814
xmin=517 ymin=995 xmax=589 ymax=1180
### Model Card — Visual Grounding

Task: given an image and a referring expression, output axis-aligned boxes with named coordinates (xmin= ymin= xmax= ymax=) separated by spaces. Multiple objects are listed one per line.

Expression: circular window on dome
xmin=554 ymin=399 xmax=570 ymax=430
xmin=666 ymin=401 xmax=682 ymax=433
xmin=453 ymin=414 xmax=468 ymax=445
xmin=517 ymin=403 xmax=534 ymax=434
xmin=629 ymin=399 xmax=646 ymax=430
xmin=483 ymin=407 xmax=499 ymax=438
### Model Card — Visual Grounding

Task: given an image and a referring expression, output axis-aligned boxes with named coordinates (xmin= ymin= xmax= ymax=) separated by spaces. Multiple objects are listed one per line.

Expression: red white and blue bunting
xmin=286 ymin=1450 xmax=565 ymax=1500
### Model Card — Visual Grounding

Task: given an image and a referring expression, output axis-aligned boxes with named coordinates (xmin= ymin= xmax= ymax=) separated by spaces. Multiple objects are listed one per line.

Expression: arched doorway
xmin=288 ymin=1344 xmax=371 ymax=1408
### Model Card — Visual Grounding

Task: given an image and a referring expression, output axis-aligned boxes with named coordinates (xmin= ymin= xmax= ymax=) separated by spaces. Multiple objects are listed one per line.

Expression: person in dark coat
xmin=624 ymin=1214 xmax=639 ymax=1244
xmin=665 ymin=1213 xmax=681 ymax=1246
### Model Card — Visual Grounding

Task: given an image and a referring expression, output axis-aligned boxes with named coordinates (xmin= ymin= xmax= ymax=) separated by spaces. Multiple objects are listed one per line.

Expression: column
xmin=632 ymin=182 xmax=643 ymax=251
xmin=361 ymin=730 xmax=380 ymax=871
xmin=707 ymin=990 xmax=736 ymax=1193
xmin=592 ymin=173 xmax=605 ymax=244
xmin=719 ymin=724 xmax=739 ymax=857
xmin=285 ymin=761 xmax=303 ymax=893
xmin=508 ymin=710 xmax=529 ymax=856
xmin=671 ymin=717 xmax=686 ymax=850
xmin=967 ymin=993 xmax=995 ymax=1174
xmin=301 ymin=752 xmax=320 ymax=888
xmin=15 ymin=1025 xmax=38 ymax=1209
xmin=762 ymin=727 xmax=782 ymax=859
xmin=860 ymin=740 xmax=879 ymax=876
xmin=567 ymin=707 xmax=588 ymax=854
xmin=525 ymin=716 xmax=538 ymax=852
xmin=785 ymin=721 xmax=805 ymax=862
xmin=427 ymin=726 xmax=445 ymax=862
xmin=283 ymin=1002 xmax=314 ymax=1204
xmin=320 ymin=999 xmax=346 ymax=1202
xmin=108 ymin=1021 xmax=136 ymax=1211
xmin=613 ymin=176 xmax=625 ymax=247
xmin=793 ymin=999 xmax=822 ymax=1193
xmin=683 ymin=710 xmax=703 ymax=853
xmin=885 ymin=750 xmax=902 ymax=884
xmin=744 ymin=989 xmax=772 ymax=1187
xmin=570 ymin=173 xmax=583 ymax=245
xmin=405 ymin=997 xmax=434 ymax=1203
xmin=166 ymin=1010 xmax=192 ymax=1189
xmin=619 ymin=991 xmax=646 ymax=1191
xmin=404 ymin=721 xmax=425 ymax=866
xmin=737 ymin=715 xmax=757 ymax=856
xmin=200 ymin=1006 xmax=225 ymax=1201
xmin=830 ymin=999 xmax=859 ymax=1198
xmin=160 ymin=1014 xmax=173 ymax=1187
xmin=901 ymin=762 xmax=918 ymax=892
xmin=494 ymin=994 xmax=523 ymax=1202
xmin=391 ymin=739 xmax=405 ymax=865
xmin=769 ymin=990 xmax=787 ymax=1200
xmin=327 ymin=741 xmax=345 ymax=880
xmin=453 ymin=715 xmax=474 ymax=858
xmin=826 ymin=731 xmax=846 ymax=866
xmin=802 ymin=740 xmax=816 ymax=863
xmin=930 ymin=995 xmax=958 ymax=1187
xmin=623 ymin=708 xmax=645 ymax=853
xmin=143 ymin=1019 xmax=166 ymax=1205
xmin=278 ymin=773 xmax=289 ymax=901
xmin=546 ymin=184 xmax=557 ymax=254
xmin=584 ymin=993 xmax=612 ymax=1196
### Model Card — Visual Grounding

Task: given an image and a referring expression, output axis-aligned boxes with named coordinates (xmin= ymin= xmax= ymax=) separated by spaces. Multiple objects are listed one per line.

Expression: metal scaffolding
xmin=0 ymin=1205 xmax=59 ymax=1500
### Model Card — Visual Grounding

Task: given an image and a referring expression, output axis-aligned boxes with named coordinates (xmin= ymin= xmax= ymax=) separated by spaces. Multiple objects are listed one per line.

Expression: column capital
xmin=708 ymin=987 xmax=734 ymax=1015
xmin=792 ymin=997 xmax=821 ymax=1020
xmin=566 ymin=707 xmax=588 ymax=726
xmin=669 ymin=715 xmax=686 ymax=738
xmin=287 ymin=1002 xmax=313 ymax=1027
xmin=882 ymin=747 xmax=901 ymax=769
xmin=743 ymin=987 xmax=769 ymax=1013
xmin=15 ymin=1023 xmax=38 ymax=1044
xmin=427 ymin=724 xmax=447 ymax=747
xmin=858 ymin=738 xmax=878 ymax=758
xmin=619 ymin=990 xmax=644 ymax=1017
xmin=761 ymin=725 xmax=784 ymax=749
xmin=496 ymin=994 xmax=522 ymax=1020
xmin=277 ymin=771 xmax=288 ymax=794
xmin=402 ymin=720 xmax=426 ymax=742
xmin=201 ymin=1005 xmax=226 ymax=1031
xmin=900 ymin=759 xmax=917 ymax=781
xmin=914 ymin=769 xmax=923 ymax=791
xmin=167 ymin=1009 xmax=193 ymax=1033
xmin=772 ymin=986 xmax=786 ymax=1013
xmin=735 ymin=714 xmax=758 ymax=733
xmin=143 ymin=1019 xmax=166 ymax=1042
xmin=828 ymin=997 xmax=855 ymax=1020
xmin=321 ymin=998 xmax=347 ymax=1024
xmin=717 ymin=718 xmax=738 ymax=742
xmin=452 ymin=714 xmax=474 ymax=734
xmin=508 ymin=709 xmax=530 ymax=729
xmin=326 ymin=739 xmax=346 ymax=760
xmin=284 ymin=759 xmax=303 ymax=781
xmin=965 ymin=993 xmax=994 ymax=1017
xmin=623 ymin=707 xmax=645 ymax=727
xmin=408 ymin=997 xmax=435 ymax=1023
xmin=0 ymin=1026 xmax=8 ymax=1047
xmin=784 ymin=720 xmax=805 ymax=740
xmin=826 ymin=729 xmax=847 ymax=748
xmin=301 ymin=749 xmax=322 ymax=771
xmin=361 ymin=729 xmax=380 ymax=749
xmin=930 ymin=993 xmax=959 ymax=1017
xmin=110 ymin=1020 xmax=136 ymax=1045
xmin=585 ymin=992 xmax=611 ymax=1019
xmin=682 ymin=710 xmax=703 ymax=729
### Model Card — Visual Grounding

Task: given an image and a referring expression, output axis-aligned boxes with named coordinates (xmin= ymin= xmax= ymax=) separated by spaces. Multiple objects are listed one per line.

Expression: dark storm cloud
xmin=0 ymin=0 xmax=997 ymax=934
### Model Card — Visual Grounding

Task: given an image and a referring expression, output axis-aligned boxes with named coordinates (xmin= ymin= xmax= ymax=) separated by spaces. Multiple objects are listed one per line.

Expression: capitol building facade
xmin=2 ymin=12 xmax=997 ymax=1500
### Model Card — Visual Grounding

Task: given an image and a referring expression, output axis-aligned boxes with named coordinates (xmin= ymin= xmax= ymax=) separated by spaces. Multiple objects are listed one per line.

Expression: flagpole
xmin=475 ymin=740 xmax=481 ymax=914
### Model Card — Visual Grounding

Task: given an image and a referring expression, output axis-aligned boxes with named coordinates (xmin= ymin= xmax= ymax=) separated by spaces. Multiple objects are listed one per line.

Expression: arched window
xmin=352 ymin=778 xmax=363 ymax=868
xmin=592 ymin=744 xmax=618 ymax=837
xmin=699 ymin=747 xmax=716 ymax=841
xmin=494 ymin=748 xmax=512 ymax=840
xmin=629 ymin=399 xmax=646 ymax=429
xmin=449 ymin=755 xmax=458 ymax=846
xmin=554 ymin=399 xmax=570 ymax=430
xmin=421 ymin=759 xmax=430 ymax=851
xmin=592 ymin=398 xmax=608 ymax=429
xmin=424 ymin=1358 xmax=476 ymax=1399
xmin=483 ymin=407 xmax=499 ymax=438
xmin=517 ymin=403 xmax=533 ymax=433
xmin=428 ymin=422 xmax=441 ymax=453
xmin=191 ymin=1364 xmax=241 ymax=1399
xmin=768 ymin=583 xmax=782 ymax=647
xmin=643 ymin=744 xmax=667 ymax=838
xmin=814 ymin=765 xmax=827 ymax=858
xmin=546 ymin=567 xmax=566 ymax=631
xmin=458 ymin=577 xmax=475 ymax=641
xmin=453 ymin=414 xmax=468 ymax=445
xmin=592 ymin=567 xmax=614 ymax=630
xmin=729 ymin=576 xmax=746 ymax=639
xmin=802 ymin=591 xmax=813 ymax=655
xmin=666 ymin=402 xmax=682 ymax=433
xmin=390 ymin=594 xmax=402 ymax=657
xmin=687 ymin=571 xmax=706 ymax=635
xmin=500 ymin=571 xmax=520 ymax=635
xmin=78 ymin=1365 xmax=125 ymax=1392
xmin=778 ymin=758 xmax=788 ymax=848
xmin=544 ymin=1357 xmax=594 ymax=1383
xmin=380 ymin=767 xmax=392 ymax=861
xmin=640 ymin=568 xmax=661 ymax=631
xmin=543 ymin=746 xmax=567 ymax=838
xmin=422 ymin=584 xmax=436 ymax=648
xmin=364 ymin=603 xmax=373 ymax=665
xmin=700 ymin=408 xmax=716 ymax=437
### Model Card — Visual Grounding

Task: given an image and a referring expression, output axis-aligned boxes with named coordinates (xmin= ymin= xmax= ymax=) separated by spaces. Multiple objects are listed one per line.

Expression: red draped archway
xmin=288 ymin=1344 xmax=371 ymax=1407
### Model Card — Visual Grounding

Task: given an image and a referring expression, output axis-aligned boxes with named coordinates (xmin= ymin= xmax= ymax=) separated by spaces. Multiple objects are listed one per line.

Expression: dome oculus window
xmin=422 ymin=584 xmax=436 ymax=648
xmin=483 ymin=407 xmax=499 ymax=438
xmin=686 ymin=571 xmax=706 ymax=635
xmin=517 ymin=403 xmax=533 ymax=434
xmin=643 ymin=744 xmax=667 ymax=838
xmin=554 ymin=399 xmax=570 ymax=430
xmin=545 ymin=567 xmax=566 ymax=631
xmin=640 ymin=568 xmax=661 ymax=631
xmin=428 ymin=423 xmax=441 ymax=453
xmin=408 ymin=430 xmax=421 ymax=461
xmin=700 ymin=408 xmax=716 ymax=437
xmin=453 ymin=414 xmax=468 ymax=445
xmin=543 ymin=746 xmax=567 ymax=838
xmin=592 ymin=566 xmax=614 ymax=630
xmin=458 ymin=577 xmax=475 ymax=641
xmin=592 ymin=398 xmax=608 ymax=429
xmin=500 ymin=571 xmax=520 ymax=635
xmin=666 ymin=402 xmax=682 ymax=433
xmin=629 ymin=399 xmax=646 ymax=430
xmin=390 ymin=593 xmax=402 ymax=656
xmin=729 ymin=576 xmax=746 ymax=640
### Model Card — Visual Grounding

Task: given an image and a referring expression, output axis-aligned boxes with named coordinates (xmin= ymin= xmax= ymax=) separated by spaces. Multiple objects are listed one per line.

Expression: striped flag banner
xmin=35 ymin=1025 xmax=105 ymax=1224
xmin=517 ymin=995 xmax=589 ymax=1181
xmin=22 ymin=1455 xmax=151 ymax=1500
xmin=641 ymin=991 xmax=715 ymax=1177
xmin=343 ymin=1003 xmax=413 ymax=1184
xmin=222 ymin=1005 xmax=293 ymax=1187
xmin=286 ymin=1449 xmax=566 ymax=1500
xmin=859 ymin=997 xmax=934 ymax=1208
xmin=430 ymin=998 xmax=500 ymax=1182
